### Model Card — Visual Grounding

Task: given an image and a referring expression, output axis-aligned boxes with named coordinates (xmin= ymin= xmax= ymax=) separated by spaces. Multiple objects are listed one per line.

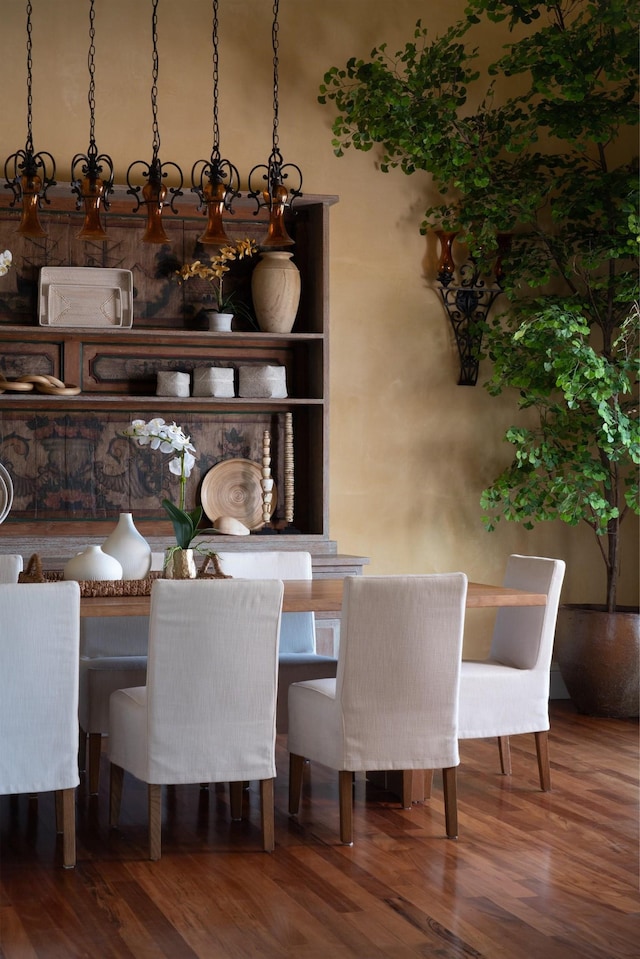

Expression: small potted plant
xmin=177 ymin=237 xmax=258 ymax=331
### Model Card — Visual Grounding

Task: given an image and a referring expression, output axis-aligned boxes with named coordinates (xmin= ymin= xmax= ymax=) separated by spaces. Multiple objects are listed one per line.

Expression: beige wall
xmin=1 ymin=0 xmax=637 ymax=651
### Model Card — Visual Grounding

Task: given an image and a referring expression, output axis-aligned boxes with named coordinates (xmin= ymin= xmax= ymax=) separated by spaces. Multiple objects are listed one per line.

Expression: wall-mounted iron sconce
xmin=436 ymin=231 xmax=509 ymax=386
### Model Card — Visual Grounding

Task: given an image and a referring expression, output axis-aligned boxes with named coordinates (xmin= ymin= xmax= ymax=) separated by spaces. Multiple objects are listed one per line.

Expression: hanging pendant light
xmin=248 ymin=0 xmax=302 ymax=248
xmin=126 ymin=0 xmax=183 ymax=244
xmin=3 ymin=0 xmax=56 ymax=239
xmin=71 ymin=0 xmax=114 ymax=241
xmin=191 ymin=0 xmax=240 ymax=246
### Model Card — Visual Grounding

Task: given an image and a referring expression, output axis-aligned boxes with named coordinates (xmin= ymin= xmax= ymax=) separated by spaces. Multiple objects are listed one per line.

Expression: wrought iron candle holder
xmin=436 ymin=231 xmax=508 ymax=386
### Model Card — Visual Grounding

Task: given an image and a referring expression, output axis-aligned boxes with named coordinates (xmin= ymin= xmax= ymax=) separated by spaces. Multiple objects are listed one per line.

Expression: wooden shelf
xmin=0 ymin=188 xmax=335 ymax=547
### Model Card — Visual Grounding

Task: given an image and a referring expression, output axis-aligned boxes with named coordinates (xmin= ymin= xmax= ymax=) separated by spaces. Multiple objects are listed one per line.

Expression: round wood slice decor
xmin=200 ymin=459 xmax=277 ymax=531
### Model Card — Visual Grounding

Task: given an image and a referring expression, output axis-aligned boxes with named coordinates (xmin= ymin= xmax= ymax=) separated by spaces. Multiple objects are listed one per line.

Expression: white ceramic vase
xmin=102 ymin=512 xmax=152 ymax=579
xmin=63 ymin=545 xmax=123 ymax=582
xmin=251 ymin=251 xmax=301 ymax=333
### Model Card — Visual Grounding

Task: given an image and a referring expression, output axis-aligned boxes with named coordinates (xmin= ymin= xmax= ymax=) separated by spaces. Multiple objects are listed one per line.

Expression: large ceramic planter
xmin=554 ymin=605 xmax=639 ymax=718
xmin=251 ymin=251 xmax=301 ymax=333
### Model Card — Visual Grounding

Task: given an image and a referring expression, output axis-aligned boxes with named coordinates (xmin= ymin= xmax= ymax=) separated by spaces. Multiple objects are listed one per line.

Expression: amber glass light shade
xmin=494 ymin=233 xmax=512 ymax=284
xmin=199 ymin=179 xmax=232 ymax=246
xmin=435 ymin=230 xmax=458 ymax=278
xmin=17 ymin=174 xmax=47 ymax=238
xmin=142 ymin=178 xmax=170 ymax=245
xmin=76 ymin=176 xmax=109 ymax=240
xmin=262 ymin=183 xmax=295 ymax=248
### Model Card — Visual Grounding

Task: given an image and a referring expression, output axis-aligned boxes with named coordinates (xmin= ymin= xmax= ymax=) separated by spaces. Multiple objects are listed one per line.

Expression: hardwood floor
xmin=1 ymin=701 xmax=637 ymax=958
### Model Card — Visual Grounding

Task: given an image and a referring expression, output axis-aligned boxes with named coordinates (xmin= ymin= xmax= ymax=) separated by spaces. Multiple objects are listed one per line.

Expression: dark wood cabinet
xmin=0 ymin=185 xmax=345 ymax=564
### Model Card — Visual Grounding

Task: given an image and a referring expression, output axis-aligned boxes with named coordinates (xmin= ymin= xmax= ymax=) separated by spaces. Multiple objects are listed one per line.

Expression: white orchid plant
xmin=0 ymin=250 xmax=12 ymax=277
xmin=122 ymin=418 xmax=214 ymax=555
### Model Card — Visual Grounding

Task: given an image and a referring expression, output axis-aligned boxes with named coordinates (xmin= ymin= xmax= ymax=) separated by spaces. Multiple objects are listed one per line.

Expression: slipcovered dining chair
xmin=0 ymin=553 xmax=23 ymax=582
xmin=0 ymin=581 xmax=81 ymax=867
xmin=108 ymin=578 xmax=284 ymax=860
xmin=288 ymin=573 xmax=468 ymax=844
xmin=215 ymin=551 xmax=338 ymax=732
xmin=458 ymin=554 xmax=566 ymax=791
xmin=78 ymin=552 xmax=164 ymax=794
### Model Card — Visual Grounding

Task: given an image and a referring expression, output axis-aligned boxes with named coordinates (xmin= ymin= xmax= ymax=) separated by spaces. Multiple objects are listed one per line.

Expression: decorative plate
xmin=0 ymin=462 xmax=13 ymax=525
xmin=200 ymin=459 xmax=277 ymax=531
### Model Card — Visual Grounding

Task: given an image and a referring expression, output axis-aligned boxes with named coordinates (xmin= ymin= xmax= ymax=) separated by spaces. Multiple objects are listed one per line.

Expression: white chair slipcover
xmin=108 ymin=577 xmax=284 ymax=860
xmin=288 ymin=573 xmax=468 ymax=844
xmin=215 ymin=551 xmax=338 ymax=732
xmin=78 ymin=551 xmax=164 ymax=793
xmin=0 ymin=581 xmax=80 ymax=867
xmin=458 ymin=554 xmax=566 ymax=790
xmin=0 ymin=554 xmax=23 ymax=582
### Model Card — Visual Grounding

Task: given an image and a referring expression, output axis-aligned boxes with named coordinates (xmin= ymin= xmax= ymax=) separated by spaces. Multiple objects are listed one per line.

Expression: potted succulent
xmin=319 ymin=0 xmax=639 ymax=715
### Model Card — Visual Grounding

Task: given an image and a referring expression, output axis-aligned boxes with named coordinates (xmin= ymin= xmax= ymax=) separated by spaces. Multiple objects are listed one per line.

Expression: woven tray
xmin=18 ymin=552 xmax=229 ymax=594
xmin=42 ymin=569 xmax=164 ymax=596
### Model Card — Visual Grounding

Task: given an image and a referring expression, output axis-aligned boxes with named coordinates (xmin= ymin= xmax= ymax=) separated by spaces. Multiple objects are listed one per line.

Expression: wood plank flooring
xmin=1 ymin=702 xmax=638 ymax=958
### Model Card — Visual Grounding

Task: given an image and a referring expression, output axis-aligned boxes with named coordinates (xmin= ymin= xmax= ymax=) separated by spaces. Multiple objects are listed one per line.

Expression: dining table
xmin=79 ymin=577 xmax=547 ymax=618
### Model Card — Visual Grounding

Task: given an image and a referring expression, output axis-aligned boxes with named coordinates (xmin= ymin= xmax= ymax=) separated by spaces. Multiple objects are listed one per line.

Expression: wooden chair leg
xmin=289 ymin=752 xmax=305 ymax=815
xmin=442 ymin=766 xmax=458 ymax=840
xmin=401 ymin=771 xmax=414 ymax=809
xmin=423 ymin=769 xmax=434 ymax=800
xmin=260 ymin=778 xmax=275 ymax=852
xmin=78 ymin=727 xmax=87 ymax=772
xmin=535 ymin=730 xmax=551 ymax=791
xmin=59 ymin=787 xmax=76 ymax=868
xmin=88 ymin=733 xmax=102 ymax=795
xmin=109 ymin=763 xmax=124 ymax=827
xmin=148 ymin=783 xmax=162 ymax=861
xmin=229 ymin=781 xmax=244 ymax=821
xmin=55 ymin=789 xmax=63 ymax=833
xmin=338 ymin=770 xmax=354 ymax=845
xmin=498 ymin=736 xmax=512 ymax=775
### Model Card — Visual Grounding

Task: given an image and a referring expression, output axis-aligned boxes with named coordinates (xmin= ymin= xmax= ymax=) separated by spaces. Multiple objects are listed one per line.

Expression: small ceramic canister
xmin=238 ymin=365 xmax=287 ymax=398
xmin=192 ymin=367 xmax=235 ymax=397
xmin=156 ymin=371 xmax=190 ymax=397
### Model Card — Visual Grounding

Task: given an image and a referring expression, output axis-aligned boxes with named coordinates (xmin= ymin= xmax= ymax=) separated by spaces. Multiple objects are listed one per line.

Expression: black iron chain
xmin=25 ymin=0 xmax=34 ymax=153
xmin=212 ymin=0 xmax=220 ymax=152
xmin=87 ymin=0 xmax=97 ymax=150
xmin=150 ymin=0 xmax=160 ymax=158
xmin=271 ymin=0 xmax=280 ymax=151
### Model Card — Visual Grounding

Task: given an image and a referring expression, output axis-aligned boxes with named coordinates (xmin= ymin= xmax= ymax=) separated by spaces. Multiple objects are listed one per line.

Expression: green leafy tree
xmin=319 ymin=0 xmax=639 ymax=611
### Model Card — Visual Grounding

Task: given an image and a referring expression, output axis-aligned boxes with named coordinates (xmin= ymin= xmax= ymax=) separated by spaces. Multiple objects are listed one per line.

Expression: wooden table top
xmin=79 ymin=578 xmax=546 ymax=618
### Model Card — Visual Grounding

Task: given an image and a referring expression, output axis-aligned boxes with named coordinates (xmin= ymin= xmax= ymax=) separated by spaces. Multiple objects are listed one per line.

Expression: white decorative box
xmin=192 ymin=367 xmax=235 ymax=397
xmin=238 ymin=365 xmax=287 ymax=398
xmin=38 ymin=267 xmax=134 ymax=327
xmin=156 ymin=371 xmax=190 ymax=397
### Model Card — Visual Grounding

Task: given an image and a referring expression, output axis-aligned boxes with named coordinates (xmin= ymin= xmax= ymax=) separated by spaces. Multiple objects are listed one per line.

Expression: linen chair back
xmin=215 ymin=550 xmax=315 ymax=654
xmin=0 ymin=553 xmax=23 ymax=582
xmin=489 ymin=554 xmax=566 ymax=671
xmin=0 ymin=581 xmax=80 ymax=794
xmin=113 ymin=578 xmax=284 ymax=785
xmin=300 ymin=573 xmax=468 ymax=772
